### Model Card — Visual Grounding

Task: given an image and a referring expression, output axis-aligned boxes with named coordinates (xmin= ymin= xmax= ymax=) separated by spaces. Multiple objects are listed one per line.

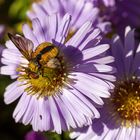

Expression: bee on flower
xmin=1 ymin=13 xmax=115 ymax=133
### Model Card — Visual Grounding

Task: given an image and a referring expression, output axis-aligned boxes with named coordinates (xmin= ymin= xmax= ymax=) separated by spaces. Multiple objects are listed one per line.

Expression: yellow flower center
xmin=111 ymin=76 xmax=140 ymax=127
xmin=17 ymin=42 xmax=69 ymax=98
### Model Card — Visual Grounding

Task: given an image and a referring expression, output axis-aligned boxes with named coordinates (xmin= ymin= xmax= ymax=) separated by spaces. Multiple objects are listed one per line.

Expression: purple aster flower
xmin=1 ymin=14 xmax=115 ymax=134
xmin=27 ymin=0 xmax=111 ymax=34
xmin=95 ymin=0 xmax=140 ymax=34
xmin=70 ymin=26 xmax=140 ymax=140
xmin=25 ymin=131 xmax=47 ymax=140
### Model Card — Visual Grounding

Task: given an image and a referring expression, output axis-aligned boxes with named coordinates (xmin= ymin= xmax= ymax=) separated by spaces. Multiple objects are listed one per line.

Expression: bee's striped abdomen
xmin=32 ymin=42 xmax=59 ymax=65
xmin=35 ymin=45 xmax=55 ymax=61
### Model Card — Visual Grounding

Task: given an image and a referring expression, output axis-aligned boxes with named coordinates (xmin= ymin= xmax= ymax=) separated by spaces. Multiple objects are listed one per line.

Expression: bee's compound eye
xmin=29 ymin=72 xmax=39 ymax=79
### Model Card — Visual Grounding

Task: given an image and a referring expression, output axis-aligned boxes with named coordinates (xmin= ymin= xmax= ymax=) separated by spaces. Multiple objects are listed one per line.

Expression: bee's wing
xmin=8 ymin=33 xmax=34 ymax=60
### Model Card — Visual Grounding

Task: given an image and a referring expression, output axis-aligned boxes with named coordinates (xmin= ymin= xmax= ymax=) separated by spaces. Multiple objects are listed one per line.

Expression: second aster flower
xmin=1 ymin=14 xmax=115 ymax=133
xmin=70 ymin=26 xmax=140 ymax=140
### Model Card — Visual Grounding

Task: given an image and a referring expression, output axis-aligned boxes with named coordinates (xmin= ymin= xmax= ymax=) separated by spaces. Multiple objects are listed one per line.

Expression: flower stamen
xmin=111 ymin=76 xmax=140 ymax=127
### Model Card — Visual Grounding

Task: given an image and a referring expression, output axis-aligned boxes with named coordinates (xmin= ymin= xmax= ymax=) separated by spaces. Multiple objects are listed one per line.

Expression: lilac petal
xmin=48 ymin=96 xmax=61 ymax=134
xmin=5 ymin=40 xmax=17 ymax=50
xmin=69 ymin=87 xmax=100 ymax=118
xmin=4 ymin=81 xmax=23 ymax=104
xmin=135 ymin=127 xmax=140 ymax=140
xmin=31 ymin=97 xmax=50 ymax=132
xmin=42 ymin=0 xmax=60 ymax=15
xmin=53 ymin=98 xmax=67 ymax=131
xmin=44 ymin=99 xmax=52 ymax=131
xmin=102 ymin=129 xmax=116 ymax=140
xmin=77 ymin=127 xmax=95 ymax=140
xmin=32 ymin=98 xmax=40 ymax=131
xmin=97 ymin=22 xmax=112 ymax=34
xmin=72 ymin=72 xmax=110 ymax=98
xmin=78 ymin=28 xmax=101 ymax=50
xmin=124 ymin=26 xmax=135 ymax=74
xmin=54 ymin=95 xmax=76 ymax=129
xmin=32 ymin=3 xmax=47 ymax=20
xmin=63 ymin=89 xmax=87 ymax=123
xmin=60 ymin=90 xmax=87 ymax=127
xmin=22 ymin=24 xmax=39 ymax=47
xmin=70 ymin=0 xmax=85 ymax=27
xmin=13 ymin=93 xmax=31 ymax=123
xmin=11 ymin=75 xmax=18 ymax=79
xmin=66 ymin=21 xmax=92 ymax=47
xmin=94 ymin=64 xmax=115 ymax=73
xmin=132 ymin=42 xmax=140 ymax=74
xmin=91 ymin=73 xmax=116 ymax=82
xmin=77 ymin=72 xmax=111 ymax=90
xmin=129 ymin=127 xmax=135 ymax=139
xmin=64 ymin=88 xmax=93 ymax=121
xmin=2 ymin=49 xmax=22 ymax=64
xmin=36 ymin=98 xmax=46 ymax=131
xmin=115 ymin=127 xmax=124 ymax=140
xmin=1 ymin=57 xmax=19 ymax=65
xmin=82 ymin=44 xmax=110 ymax=60
xmin=118 ymin=127 xmax=127 ymax=140
xmin=22 ymin=96 xmax=35 ymax=125
xmin=1 ymin=65 xmax=17 ymax=75
xmin=37 ymin=98 xmax=46 ymax=131
xmin=48 ymin=14 xmax=58 ymax=40
xmin=55 ymin=14 xmax=71 ymax=44
xmin=32 ymin=18 xmax=46 ymax=44
xmin=27 ymin=10 xmax=36 ymax=20
xmin=112 ymin=35 xmax=125 ymax=76
xmin=71 ymin=76 xmax=104 ymax=106
xmin=75 ymin=5 xmax=99 ymax=28
xmin=70 ymin=131 xmax=81 ymax=139
xmin=125 ymin=128 xmax=133 ymax=139
xmin=34 ymin=99 xmax=51 ymax=131
xmin=89 ymin=56 xmax=114 ymax=64
xmin=103 ymin=0 xmax=115 ymax=7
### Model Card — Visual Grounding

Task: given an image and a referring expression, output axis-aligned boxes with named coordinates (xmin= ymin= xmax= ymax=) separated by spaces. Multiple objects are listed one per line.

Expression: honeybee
xmin=8 ymin=33 xmax=60 ymax=79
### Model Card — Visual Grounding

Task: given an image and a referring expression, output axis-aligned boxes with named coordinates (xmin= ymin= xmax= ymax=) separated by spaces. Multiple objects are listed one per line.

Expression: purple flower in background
xmin=27 ymin=0 xmax=111 ymax=34
xmin=25 ymin=131 xmax=47 ymax=140
xmin=1 ymin=14 xmax=115 ymax=133
xmin=90 ymin=0 xmax=116 ymax=7
xmin=0 ymin=25 xmax=5 ymax=39
xmin=102 ymin=0 xmax=115 ymax=7
xmin=70 ymin=26 xmax=140 ymax=140
xmin=95 ymin=0 xmax=140 ymax=34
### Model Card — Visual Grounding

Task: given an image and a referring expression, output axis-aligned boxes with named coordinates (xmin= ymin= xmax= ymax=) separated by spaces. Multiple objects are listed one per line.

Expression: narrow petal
xmin=48 ymin=96 xmax=62 ymax=134
xmin=66 ymin=21 xmax=92 ymax=47
xmin=22 ymin=24 xmax=39 ymax=47
xmin=4 ymin=81 xmax=23 ymax=104
xmin=32 ymin=18 xmax=46 ymax=44
xmin=56 ymin=14 xmax=71 ymax=44
xmin=78 ymin=28 xmax=101 ymax=50
xmin=82 ymin=44 xmax=110 ymax=60
xmin=13 ymin=93 xmax=31 ymax=123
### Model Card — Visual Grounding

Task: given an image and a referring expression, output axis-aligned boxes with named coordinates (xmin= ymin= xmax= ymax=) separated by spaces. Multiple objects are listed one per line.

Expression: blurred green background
xmin=0 ymin=0 xmax=71 ymax=140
